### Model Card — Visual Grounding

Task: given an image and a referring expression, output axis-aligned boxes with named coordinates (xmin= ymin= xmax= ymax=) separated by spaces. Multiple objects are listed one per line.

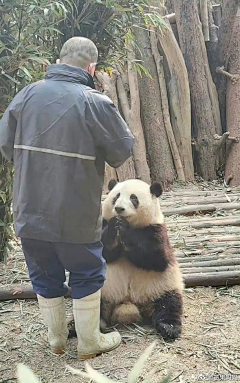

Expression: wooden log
xmin=0 ymin=285 xmax=71 ymax=301
xmin=162 ymin=188 xmax=240 ymax=197
xmin=175 ymin=248 xmax=240 ymax=257
xmin=1 ymin=267 xmax=240 ymax=302
xmin=167 ymin=217 xmax=240 ymax=228
xmin=1 ymin=272 xmax=239 ymax=302
xmin=181 ymin=265 xmax=240 ymax=274
xmin=175 ymin=253 xmax=240 ymax=265
xmin=185 ymin=240 xmax=240 ymax=248
xmin=163 ymin=202 xmax=240 ymax=216
xmin=169 ymin=227 xmax=240 ymax=237
xmin=178 ymin=258 xmax=240 ymax=268
xmin=166 ymin=214 xmax=240 ymax=224
xmin=161 ymin=194 xmax=240 ymax=206
xmin=171 ymin=235 xmax=240 ymax=244
xmin=173 ymin=242 xmax=240 ymax=251
xmin=184 ymin=271 xmax=240 ymax=287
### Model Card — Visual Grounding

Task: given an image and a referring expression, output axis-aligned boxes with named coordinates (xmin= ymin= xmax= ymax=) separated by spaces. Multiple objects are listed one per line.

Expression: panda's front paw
xmin=108 ymin=217 xmax=122 ymax=237
xmin=154 ymin=320 xmax=182 ymax=340
xmin=118 ymin=217 xmax=130 ymax=238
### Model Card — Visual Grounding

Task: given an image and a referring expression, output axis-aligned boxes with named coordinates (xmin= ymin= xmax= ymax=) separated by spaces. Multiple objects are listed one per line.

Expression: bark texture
xmin=116 ymin=50 xmax=151 ymax=184
xmin=225 ymin=6 xmax=240 ymax=186
xmin=200 ymin=0 xmax=210 ymax=41
xmin=174 ymin=0 xmax=222 ymax=180
xmin=150 ymin=31 xmax=185 ymax=182
xmin=158 ymin=22 xmax=194 ymax=181
xmin=95 ymin=71 xmax=136 ymax=188
xmin=216 ymin=0 xmax=240 ymax=131
xmin=134 ymin=26 xmax=175 ymax=187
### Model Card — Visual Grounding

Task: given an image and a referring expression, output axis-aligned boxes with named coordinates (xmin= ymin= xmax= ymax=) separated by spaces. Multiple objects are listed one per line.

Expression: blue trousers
xmin=21 ymin=238 xmax=106 ymax=299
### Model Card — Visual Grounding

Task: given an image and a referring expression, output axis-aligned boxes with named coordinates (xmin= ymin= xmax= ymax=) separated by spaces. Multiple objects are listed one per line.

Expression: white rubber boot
xmin=73 ymin=290 xmax=121 ymax=359
xmin=37 ymin=295 xmax=68 ymax=354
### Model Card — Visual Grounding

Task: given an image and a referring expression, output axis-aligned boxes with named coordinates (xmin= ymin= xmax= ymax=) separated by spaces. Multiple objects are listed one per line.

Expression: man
xmin=0 ymin=37 xmax=134 ymax=359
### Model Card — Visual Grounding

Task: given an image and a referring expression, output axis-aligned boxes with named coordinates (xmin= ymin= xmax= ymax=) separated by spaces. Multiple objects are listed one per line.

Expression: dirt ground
xmin=0 ymin=276 xmax=240 ymax=382
xmin=1 ymin=180 xmax=240 ymax=382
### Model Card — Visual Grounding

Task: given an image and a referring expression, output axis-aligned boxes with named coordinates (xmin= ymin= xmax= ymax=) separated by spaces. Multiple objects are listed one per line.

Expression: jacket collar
xmin=46 ymin=64 xmax=95 ymax=89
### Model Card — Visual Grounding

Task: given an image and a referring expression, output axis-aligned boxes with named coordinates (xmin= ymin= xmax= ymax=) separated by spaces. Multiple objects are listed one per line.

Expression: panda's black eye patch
xmin=112 ymin=193 xmax=120 ymax=205
xmin=130 ymin=194 xmax=139 ymax=208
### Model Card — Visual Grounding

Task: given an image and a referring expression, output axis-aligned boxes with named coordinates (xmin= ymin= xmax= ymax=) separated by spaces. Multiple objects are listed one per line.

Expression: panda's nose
xmin=115 ymin=207 xmax=125 ymax=214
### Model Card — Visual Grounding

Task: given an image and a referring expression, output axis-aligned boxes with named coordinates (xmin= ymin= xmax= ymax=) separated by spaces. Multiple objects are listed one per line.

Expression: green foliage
xmin=0 ymin=156 xmax=14 ymax=261
xmin=0 ymin=0 xmax=67 ymax=260
xmin=0 ymin=0 xmax=167 ymax=260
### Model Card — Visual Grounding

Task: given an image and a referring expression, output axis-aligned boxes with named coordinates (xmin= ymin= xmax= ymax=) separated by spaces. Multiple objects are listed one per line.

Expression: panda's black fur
xmin=100 ymin=179 xmax=184 ymax=340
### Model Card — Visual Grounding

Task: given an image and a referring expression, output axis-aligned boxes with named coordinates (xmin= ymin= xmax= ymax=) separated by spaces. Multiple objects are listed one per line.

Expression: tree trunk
xmin=216 ymin=0 xmax=239 ymax=132
xmin=225 ymin=6 xmax=240 ymax=187
xmin=174 ymin=0 xmax=222 ymax=180
xmin=149 ymin=31 xmax=185 ymax=182
xmin=116 ymin=51 xmax=151 ymax=184
xmin=95 ymin=71 xmax=136 ymax=186
xmin=206 ymin=1 xmax=219 ymax=82
xmin=200 ymin=0 xmax=210 ymax=41
xmin=157 ymin=22 xmax=194 ymax=182
xmin=134 ymin=26 xmax=175 ymax=187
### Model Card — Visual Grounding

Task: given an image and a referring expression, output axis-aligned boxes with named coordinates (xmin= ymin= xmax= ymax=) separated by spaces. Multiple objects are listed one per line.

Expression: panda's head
xmin=102 ymin=179 xmax=164 ymax=227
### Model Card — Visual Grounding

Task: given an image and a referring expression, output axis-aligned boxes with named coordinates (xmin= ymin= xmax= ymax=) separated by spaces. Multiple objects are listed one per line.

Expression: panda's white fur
xmin=102 ymin=179 xmax=164 ymax=227
xmin=101 ymin=258 xmax=183 ymax=304
xmin=101 ymin=179 xmax=184 ymax=329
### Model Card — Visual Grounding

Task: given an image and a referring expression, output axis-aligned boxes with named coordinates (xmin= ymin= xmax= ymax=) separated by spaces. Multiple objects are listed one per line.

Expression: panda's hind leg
xmin=100 ymin=299 xmax=115 ymax=329
xmin=152 ymin=291 xmax=183 ymax=340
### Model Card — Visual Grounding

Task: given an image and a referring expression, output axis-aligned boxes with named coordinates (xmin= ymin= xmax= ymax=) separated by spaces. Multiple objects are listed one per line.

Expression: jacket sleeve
xmin=85 ymin=90 xmax=134 ymax=168
xmin=0 ymin=90 xmax=24 ymax=161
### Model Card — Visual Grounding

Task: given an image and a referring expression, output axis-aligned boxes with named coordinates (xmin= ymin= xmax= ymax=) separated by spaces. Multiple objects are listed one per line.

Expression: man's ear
xmin=88 ymin=63 xmax=96 ymax=77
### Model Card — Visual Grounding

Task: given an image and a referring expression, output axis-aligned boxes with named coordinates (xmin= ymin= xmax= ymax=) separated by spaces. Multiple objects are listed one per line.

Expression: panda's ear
xmin=150 ymin=182 xmax=163 ymax=197
xmin=108 ymin=179 xmax=118 ymax=192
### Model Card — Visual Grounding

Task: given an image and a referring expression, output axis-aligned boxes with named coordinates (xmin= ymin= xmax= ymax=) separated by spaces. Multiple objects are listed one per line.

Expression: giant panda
xmin=100 ymin=179 xmax=184 ymax=340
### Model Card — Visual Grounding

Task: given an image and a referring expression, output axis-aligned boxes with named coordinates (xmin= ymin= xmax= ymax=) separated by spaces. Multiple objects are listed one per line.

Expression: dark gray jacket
xmin=0 ymin=64 xmax=134 ymax=243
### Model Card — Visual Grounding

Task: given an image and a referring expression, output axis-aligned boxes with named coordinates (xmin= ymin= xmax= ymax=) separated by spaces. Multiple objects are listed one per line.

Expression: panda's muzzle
xmin=115 ymin=207 xmax=125 ymax=214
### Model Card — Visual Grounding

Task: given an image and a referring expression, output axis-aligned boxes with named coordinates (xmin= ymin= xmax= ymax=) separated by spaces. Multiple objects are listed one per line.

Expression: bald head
xmin=59 ymin=37 xmax=98 ymax=71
